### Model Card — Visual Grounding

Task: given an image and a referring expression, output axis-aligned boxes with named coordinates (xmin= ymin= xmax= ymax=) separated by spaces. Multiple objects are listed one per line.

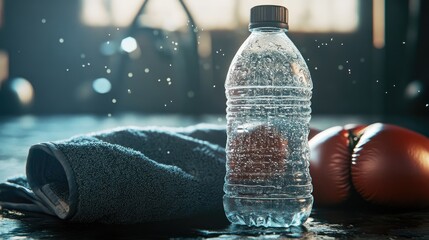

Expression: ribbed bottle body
xmin=224 ymin=29 xmax=313 ymax=227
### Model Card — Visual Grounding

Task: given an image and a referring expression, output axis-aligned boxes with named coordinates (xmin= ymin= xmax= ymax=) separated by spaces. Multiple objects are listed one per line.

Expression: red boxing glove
xmin=309 ymin=128 xmax=320 ymax=140
xmin=309 ymin=125 xmax=365 ymax=206
xmin=351 ymin=123 xmax=429 ymax=208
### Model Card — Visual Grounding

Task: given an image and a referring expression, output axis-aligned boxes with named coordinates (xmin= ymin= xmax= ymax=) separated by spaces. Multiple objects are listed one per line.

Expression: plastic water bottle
xmin=224 ymin=5 xmax=313 ymax=228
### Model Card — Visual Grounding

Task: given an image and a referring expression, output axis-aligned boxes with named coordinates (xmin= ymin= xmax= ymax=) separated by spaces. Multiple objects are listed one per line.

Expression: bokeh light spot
xmin=121 ymin=37 xmax=138 ymax=53
xmin=92 ymin=78 xmax=112 ymax=94
xmin=10 ymin=78 xmax=34 ymax=105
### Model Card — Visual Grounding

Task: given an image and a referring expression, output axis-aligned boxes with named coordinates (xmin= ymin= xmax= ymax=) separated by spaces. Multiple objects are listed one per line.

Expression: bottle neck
xmin=249 ymin=27 xmax=287 ymax=33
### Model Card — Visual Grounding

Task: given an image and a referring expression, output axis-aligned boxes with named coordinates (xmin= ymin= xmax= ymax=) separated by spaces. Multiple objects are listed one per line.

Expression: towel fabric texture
xmin=0 ymin=124 xmax=227 ymax=223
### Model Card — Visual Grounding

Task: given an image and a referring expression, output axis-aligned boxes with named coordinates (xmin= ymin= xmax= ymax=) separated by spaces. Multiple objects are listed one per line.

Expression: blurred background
xmin=0 ymin=0 xmax=428 ymax=117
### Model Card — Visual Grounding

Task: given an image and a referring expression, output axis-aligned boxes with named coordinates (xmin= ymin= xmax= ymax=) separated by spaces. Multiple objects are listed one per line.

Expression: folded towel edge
xmin=26 ymin=143 xmax=78 ymax=220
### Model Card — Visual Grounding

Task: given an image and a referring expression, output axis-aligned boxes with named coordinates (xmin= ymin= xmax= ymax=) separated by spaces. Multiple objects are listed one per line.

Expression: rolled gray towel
xmin=0 ymin=124 xmax=227 ymax=224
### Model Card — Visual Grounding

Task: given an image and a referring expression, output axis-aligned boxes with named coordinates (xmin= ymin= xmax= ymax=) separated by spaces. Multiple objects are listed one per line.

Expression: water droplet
xmin=166 ymin=36 xmax=169 ymax=39
xmin=376 ymin=80 xmax=379 ymax=83
xmin=173 ymin=47 xmax=177 ymax=51
xmin=82 ymin=64 xmax=85 ymax=68
xmin=341 ymin=43 xmax=344 ymax=46
xmin=187 ymin=91 xmax=195 ymax=98
xmin=167 ymin=151 xmax=170 ymax=154
xmin=108 ymin=33 xmax=111 ymax=36
xmin=106 ymin=41 xmax=110 ymax=45
xmin=106 ymin=69 xmax=111 ymax=74
xmin=314 ymin=39 xmax=318 ymax=42
xmin=128 ymin=72 xmax=133 ymax=78
xmin=213 ymin=85 xmax=216 ymax=88
xmin=346 ymin=60 xmax=349 ymax=63
xmin=107 ymin=113 xmax=112 ymax=117
xmin=222 ymin=53 xmax=225 ymax=56
xmin=66 ymin=68 xmax=69 ymax=72
xmin=166 ymin=77 xmax=171 ymax=82
xmin=175 ymin=42 xmax=178 ymax=46
xmin=157 ymin=79 xmax=161 ymax=82
xmin=393 ymin=84 xmax=396 ymax=87
xmin=385 ymin=91 xmax=388 ymax=94
xmin=104 ymin=65 xmax=107 ymax=69
xmin=217 ymin=117 xmax=223 ymax=122
xmin=87 ymin=62 xmax=90 ymax=66
xmin=59 ymin=38 xmax=64 ymax=43
xmin=307 ymin=58 xmax=310 ymax=61
xmin=112 ymin=98 xmax=117 ymax=103
xmin=338 ymin=65 xmax=344 ymax=70
xmin=314 ymin=67 xmax=318 ymax=70
xmin=81 ymin=54 xmax=86 ymax=59
xmin=116 ymin=27 xmax=120 ymax=31
xmin=168 ymin=82 xmax=172 ymax=85
xmin=41 ymin=18 xmax=46 ymax=24
xmin=169 ymin=64 xmax=172 ymax=67
xmin=426 ymin=104 xmax=428 ymax=107
xmin=164 ymin=104 xmax=167 ymax=107
xmin=216 ymin=51 xmax=219 ymax=54
xmin=127 ymin=89 xmax=131 ymax=94
xmin=144 ymin=68 xmax=150 ymax=73
xmin=160 ymin=46 xmax=163 ymax=49
xmin=317 ymin=45 xmax=320 ymax=48
xmin=402 ymin=41 xmax=406 ymax=45
xmin=330 ymin=37 xmax=334 ymax=41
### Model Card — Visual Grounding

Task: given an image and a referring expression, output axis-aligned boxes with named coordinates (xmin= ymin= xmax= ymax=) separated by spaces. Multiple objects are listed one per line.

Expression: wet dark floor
xmin=1 ymin=207 xmax=429 ymax=239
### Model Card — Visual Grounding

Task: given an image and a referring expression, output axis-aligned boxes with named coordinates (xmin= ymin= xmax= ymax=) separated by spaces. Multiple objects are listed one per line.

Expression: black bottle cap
xmin=249 ymin=5 xmax=288 ymax=30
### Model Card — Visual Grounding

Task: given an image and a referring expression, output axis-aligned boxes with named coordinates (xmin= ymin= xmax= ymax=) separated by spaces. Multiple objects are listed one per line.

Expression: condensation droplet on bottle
xmin=112 ymin=98 xmax=117 ymax=103
xmin=128 ymin=72 xmax=133 ymax=78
